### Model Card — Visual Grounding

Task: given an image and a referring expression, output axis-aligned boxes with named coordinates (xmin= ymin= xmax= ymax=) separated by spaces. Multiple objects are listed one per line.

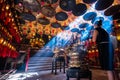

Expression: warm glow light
xmin=88 ymin=50 xmax=91 ymax=53
xmin=9 ymin=12 xmax=12 ymax=16
xmin=3 ymin=41 xmax=7 ymax=45
xmin=6 ymin=4 xmax=10 ymax=10
xmin=12 ymin=18 xmax=14 ymax=22
xmin=0 ymin=38 xmax=4 ymax=44
xmin=117 ymin=35 xmax=120 ymax=40
xmin=118 ymin=24 xmax=120 ymax=27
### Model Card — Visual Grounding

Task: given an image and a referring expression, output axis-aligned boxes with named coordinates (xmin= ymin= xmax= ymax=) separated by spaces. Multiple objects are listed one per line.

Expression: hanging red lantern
xmin=4 ymin=17 xmax=11 ymax=25
xmin=52 ymin=29 xmax=55 ymax=33
xmin=23 ymin=30 xmax=28 ymax=35
xmin=0 ymin=11 xmax=5 ymax=20
xmin=40 ymin=31 xmax=43 ymax=35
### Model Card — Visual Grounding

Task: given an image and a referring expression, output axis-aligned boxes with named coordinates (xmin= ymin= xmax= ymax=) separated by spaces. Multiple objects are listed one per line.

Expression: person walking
xmin=92 ymin=20 xmax=115 ymax=80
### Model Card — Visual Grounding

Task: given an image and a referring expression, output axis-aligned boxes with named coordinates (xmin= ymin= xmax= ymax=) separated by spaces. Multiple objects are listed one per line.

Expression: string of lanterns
xmin=0 ymin=25 xmax=12 ymax=42
xmin=0 ymin=0 xmax=20 ymax=58
xmin=0 ymin=37 xmax=19 ymax=58
xmin=0 ymin=0 xmax=21 ymax=43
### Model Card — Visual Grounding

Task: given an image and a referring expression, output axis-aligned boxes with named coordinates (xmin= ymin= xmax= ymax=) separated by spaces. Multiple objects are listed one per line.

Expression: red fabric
xmin=10 ymin=50 xmax=18 ymax=58
xmin=0 ymin=11 xmax=5 ymax=20
xmin=1 ymin=46 xmax=7 ymax=58
xmin=4 ymin=17 xmax=10 ymax=25
xmin=7 ymin=48 xmax=11 ymax=57
xmin=0 ymin=44 xmax=3 ymax=57
xmin=0 ymin=46 xmax=1 ymax=52
xmin=0 ymin=45 xmax=18 ymax=58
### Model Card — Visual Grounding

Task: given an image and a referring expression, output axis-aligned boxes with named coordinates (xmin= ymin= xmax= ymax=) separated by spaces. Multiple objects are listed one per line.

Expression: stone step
xmin=29 ymin=57 xmax=53 ymax=60
xmin=28 ymin=65 xmax=52 ymax=69
xmin=28 ymin=63 xmax=52 ymax=66
xmin=28 ymin=60 xmax=52 ymax=64
xmin=27 ymin=67 xmax=52 ymax=72
xmin=27 ymin=57 xmax=53 ymax=72
xmin=28 ymin=67 xmax=65 ymax=72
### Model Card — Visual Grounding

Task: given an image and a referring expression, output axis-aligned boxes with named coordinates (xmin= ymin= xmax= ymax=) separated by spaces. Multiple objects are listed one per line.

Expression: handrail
xmin=0 ymin=69 xmax=16 ymax=80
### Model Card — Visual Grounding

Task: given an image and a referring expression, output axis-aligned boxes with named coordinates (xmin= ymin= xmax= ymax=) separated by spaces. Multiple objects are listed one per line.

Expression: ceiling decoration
xmin=86 ymin=25 xmax=94 ymax=31
xmin=19 ymin=18 xmax=25 ymax=24
xmin=112 ymin=12 xmax=120 ymax=20
xmin=60 ymin=26 xmax=67 ymax=30
xmin=91 ymin=16 xmax=104 ymax=24
xmin=83 ymin=0 xmax=97 ymax=4
xmin=20 ymin=12 xmax=36 ymax=21
xmin=51 ymin=22 xmax=61 ymax=28
xmin=38 ymin=17 xmax=50 ymax=25
xmin=79 ymin=23 xmax=89 ymax=28
xmin=95 ymin=0 xmax=114 ymax=10
xmin=29 ymin=37 xmax=45 ymax=48
xmin=55 ymin=12 xmax=68 ymax=21
xmin=44 ymin=0 xmax=58 ymax=4
xmin=23 ymin=0 xmax=41 ymax=12
xmin=71 ymin=28 xmax=80 ymax=33
xmin=67 ymin=0 xmax=77 ymax=11
xmin=15 ymin=0 xmax=81 ymax=39
xmin=72 ymin=3 xmax=87 ymax=16
xmin=59 ymin=0 xmax=71 ymax=11
xmin=83 ymin=12 xmax=97 ymax=21
xmin=104 ymin=5 xmax=120 ymax=16
xmin=1 ymin=0 xmax=120 ymax=48
xmin=64 ymin=26 xmax=70 ymax=30
xmin=41 ymin=5 xmax=56 ymax=17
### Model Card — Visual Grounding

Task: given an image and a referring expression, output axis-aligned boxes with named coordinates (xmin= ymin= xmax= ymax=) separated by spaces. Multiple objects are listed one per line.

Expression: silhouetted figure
xmin=92 ymin=20 xmax=115 ymax=80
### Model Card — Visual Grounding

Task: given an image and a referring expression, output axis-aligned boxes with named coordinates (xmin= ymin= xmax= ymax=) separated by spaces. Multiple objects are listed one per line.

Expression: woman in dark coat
xmin=92 ymin=20 xmax=115 ymax=80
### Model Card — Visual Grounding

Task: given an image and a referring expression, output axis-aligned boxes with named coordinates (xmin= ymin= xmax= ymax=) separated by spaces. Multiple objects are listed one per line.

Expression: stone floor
xmin=7 ymin=68 xmax=110 ymax=80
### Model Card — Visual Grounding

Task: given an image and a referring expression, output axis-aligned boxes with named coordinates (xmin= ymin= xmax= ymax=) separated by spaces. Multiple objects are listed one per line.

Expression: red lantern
xmin=4 ymin=17 xmax=11 ymax=25
xmin=0 ymin=11 xmax=5 ymax=19
xmin=40 ymin=31 xmax=43 ymax=35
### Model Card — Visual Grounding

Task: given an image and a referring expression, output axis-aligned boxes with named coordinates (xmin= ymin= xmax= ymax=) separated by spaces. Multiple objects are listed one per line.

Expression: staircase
xmin=27 ymin=57 xmax=53 ymax=72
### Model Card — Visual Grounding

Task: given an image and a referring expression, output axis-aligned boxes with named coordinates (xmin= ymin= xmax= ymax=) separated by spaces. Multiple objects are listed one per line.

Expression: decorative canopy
xmin=51 ymin=22 xmax=61 ymax=28
xmin=112 ymin=12 xmax=120 ymax=20
xmin=83 ymin=12 xmax=97 ymax=21
xmin=21 ymin=12 xmax=36 ymax=21
xmin=41 ymin=6 xmax=56 ymax=17
xmin=79 ymin=23 xmax=89 ymax=28
xmin=59 ymin=0 xmax=71 ymax=11
xmin=72 ymin=3 xmax=87 ymax=16
xmin=71 ymin=28 xmax=80 ymax=33
xmin=0 ymin=0 xmax=120 ymax=49
xmin=104 ymin=5 xmax=120 ymax=16
xmin=55 ymin=12 xmax=68 ymax=21
xmin=44 ymin=0 xmax=58 ymax=4
xmin=95 ymin=0 xmax=114 ymax=10
xmin=38 ymin=18 xmax=50 ymax=25
xmin=83 ymin=0 xmax=97 ymax=4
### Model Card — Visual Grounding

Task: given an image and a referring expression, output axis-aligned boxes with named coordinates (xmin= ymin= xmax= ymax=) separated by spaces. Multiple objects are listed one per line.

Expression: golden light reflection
xmin=0 ymin=38 xmax=4 ymax=44
xmin=6 ymin=4 xmax=10 ymax=10
xmin=30 ymin=38 xmax=45 ymax=47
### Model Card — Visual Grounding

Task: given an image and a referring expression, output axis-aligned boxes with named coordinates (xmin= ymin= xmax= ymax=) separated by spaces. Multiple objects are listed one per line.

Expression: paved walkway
xmin=8 ymin=68 xmax=109 ymax=80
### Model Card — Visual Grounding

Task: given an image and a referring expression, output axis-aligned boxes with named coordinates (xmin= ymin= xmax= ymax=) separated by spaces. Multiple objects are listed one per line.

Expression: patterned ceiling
xmin=1 ymin=0 xmax=120 ymax=47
